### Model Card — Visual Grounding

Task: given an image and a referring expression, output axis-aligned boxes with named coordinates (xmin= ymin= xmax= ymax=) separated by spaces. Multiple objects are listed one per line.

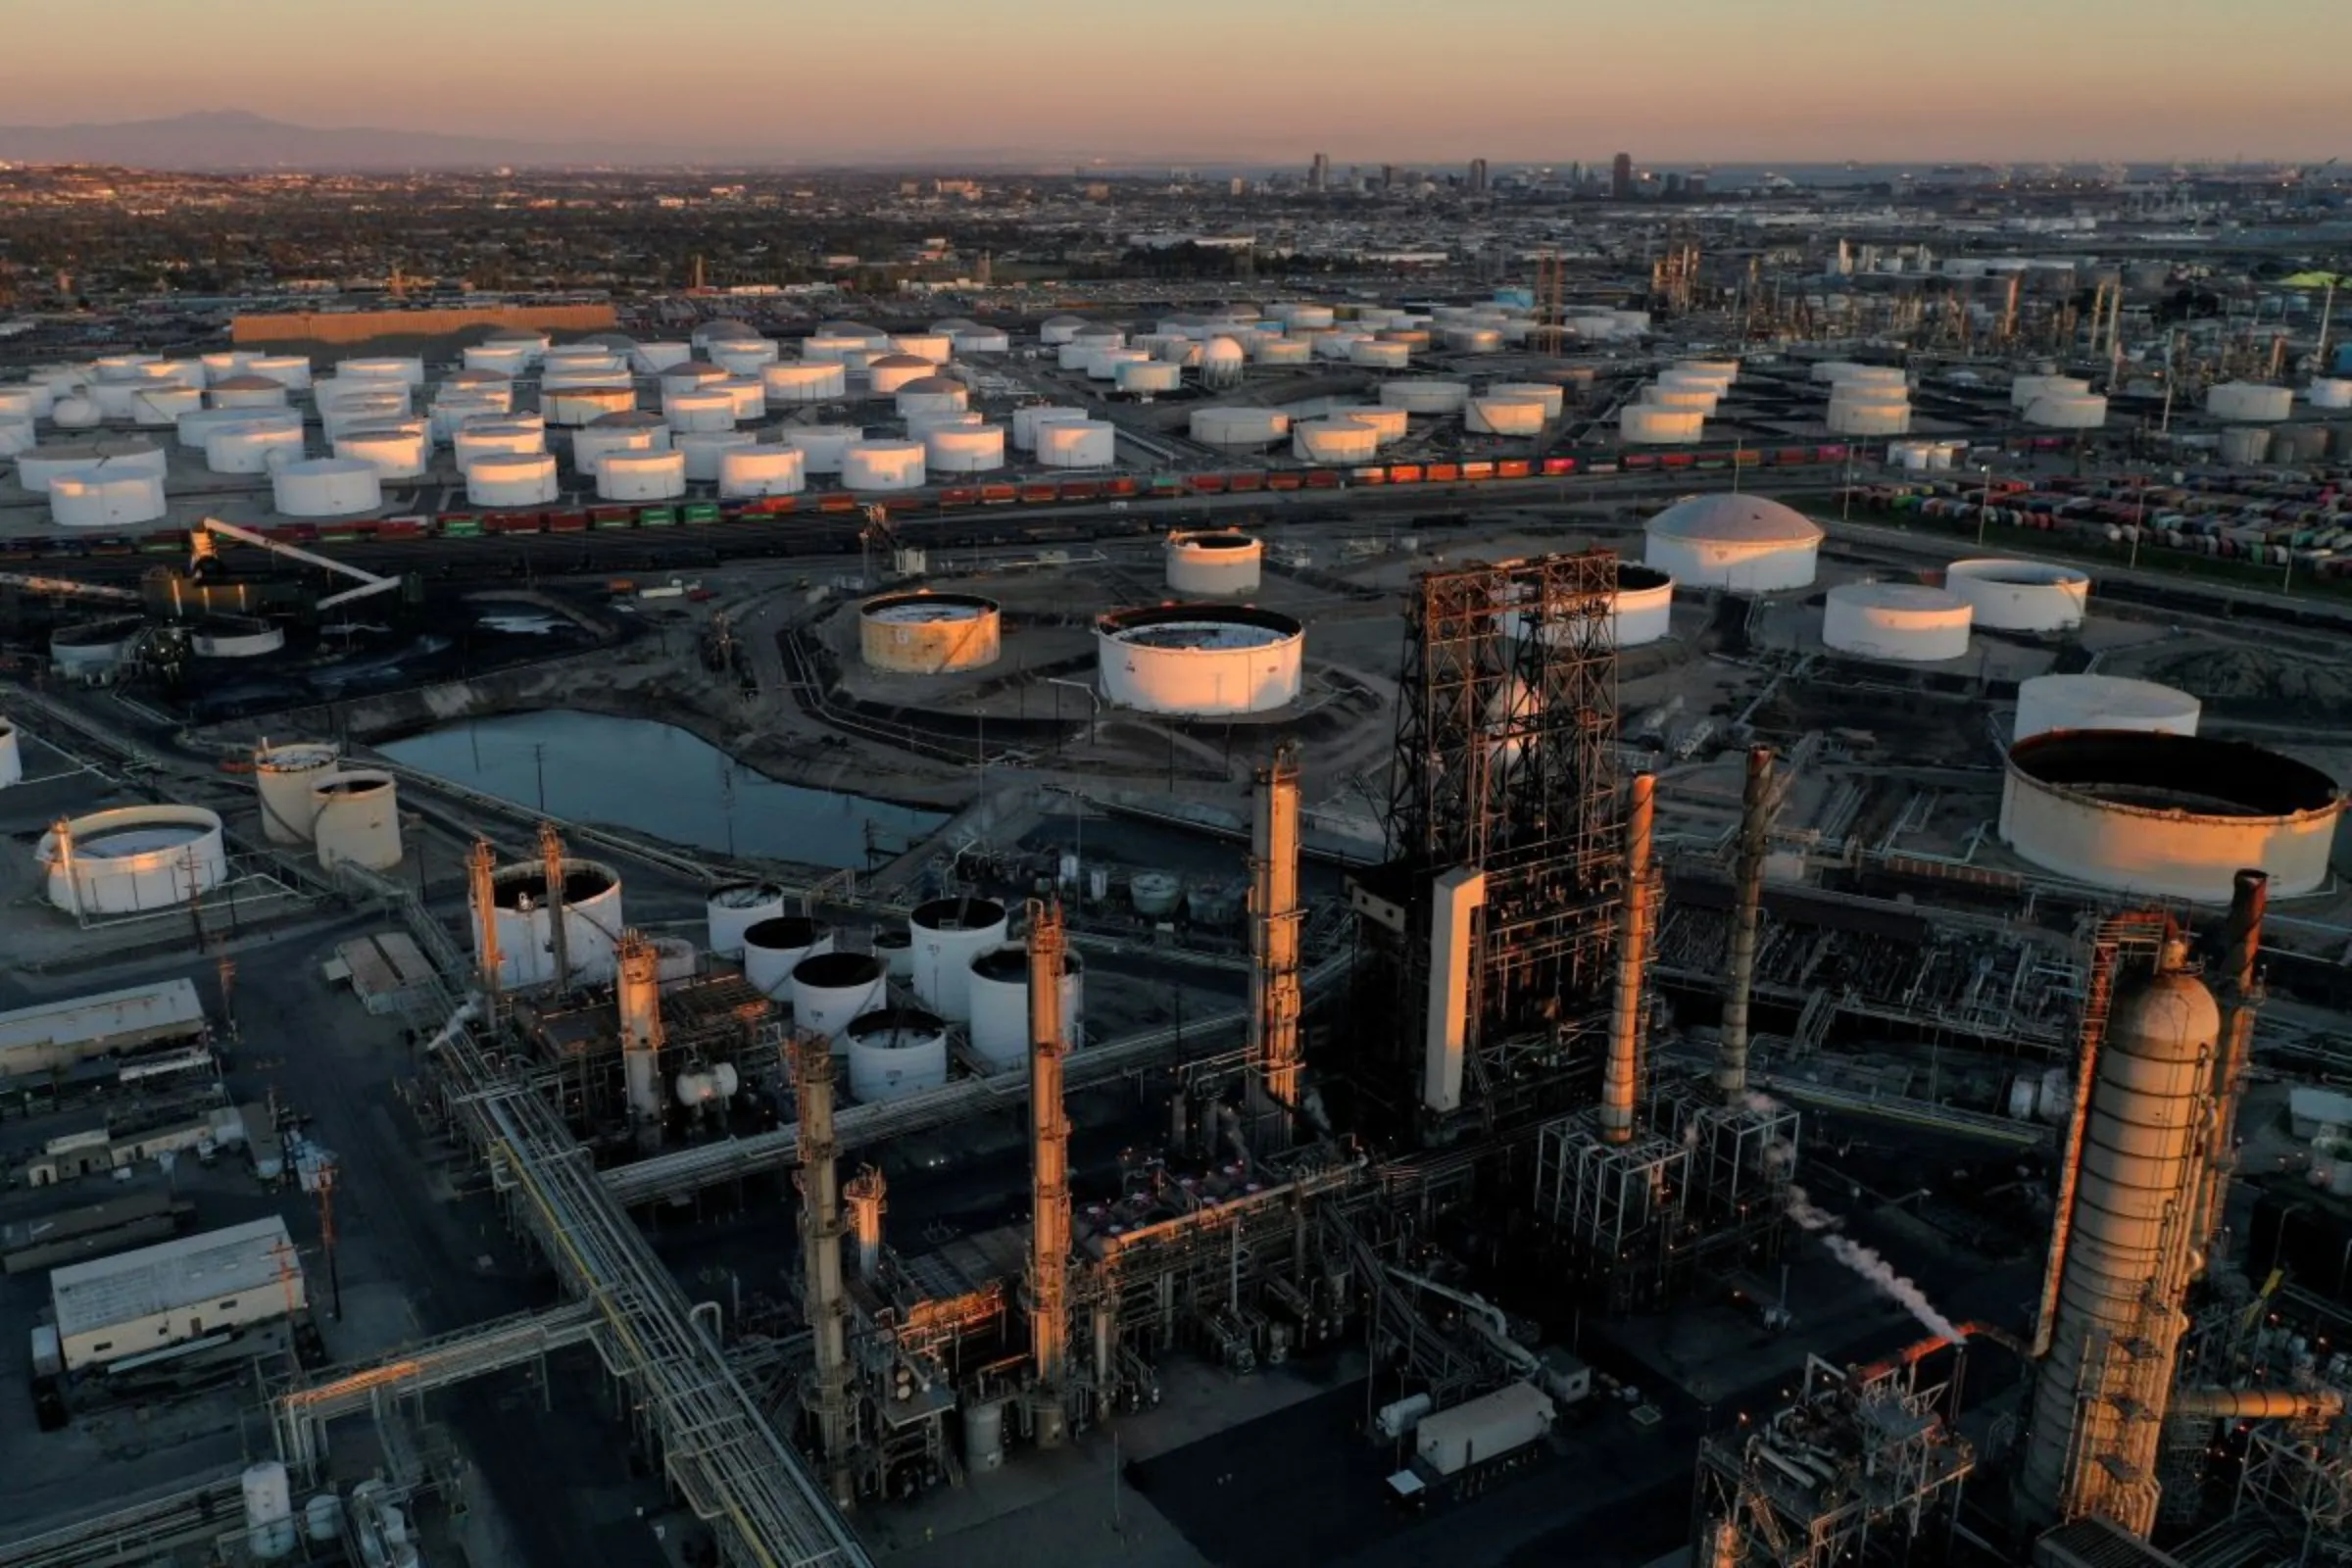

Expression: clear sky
xmin=14 ymin=0 xmax=2347 ymax=164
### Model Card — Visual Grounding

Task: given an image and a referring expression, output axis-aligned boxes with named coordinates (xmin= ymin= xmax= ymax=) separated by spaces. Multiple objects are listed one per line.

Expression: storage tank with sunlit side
xmin=2207 ymin=381 xmax=2293 ymax=421
xmin=845 ymin=1007 xmax=951 ymax=1102
xmin=890 ymin=332 xmax=953 ymax=365
xmin=1166 ymin=531 xmax=1263 ymax=595
xmin=1644 ymin=493 xmax=1822 ymax=591
xmin=790 ymin=951 xmax=889 ymax=1046
xmin=205 ymin=374 xmax=290 ymax=414
xmin=1011 ymin=405 xmax=1084 ymax=451
xmin=763 ymin=361 xmax=847 ymax=403
xmin=464 ymin=344 xmax=533 ymax=377
xmin=1942 ymin=560 xmax=2089 ymax=632
xmin=0 ymin=717 xmax=20 ymax=789
xmin=909 ymin=897 xmax=1008 ymax=1022
xmin=1349 ymin=339 xmax=1412 ymax=370
xmin=49 ymin=468 xmax=168 ymax=528
xmin=484 ymin=858 xmax=626 ymax=988
xmin=1037 ymin=419 xmax=1117 ymax=468
xmin=966 ymin=943 xmax=1085 ymax=1069
xmin=1827 ymin=392 xmax=1913 ymax=436
xmin=1641 ymin=385 xmax=1718 ymax=415
xmin=1199 ymin=335 xmax=1249 ymax=387
xmin=924 ymin=424 xmax=1005 ymax=474
xmin=542 ymin=383 xmax=636 ymax=428
xmin=571 ymin=414 xmax=669 ymax=477
xmin=2012 ymin=673 xmax=2201 ymax=743
xmin=452 ymin=422 xmax=546 ymax=471
xmin=254 ymin=741 xmax=340 ymax=844
xmin=662 ymin=389 xmax=736 ymax=433
xmin=1621 ymin=405 xmax=1706 ymax=444
xmin=782 ymin=425 xmax=862 ymax=473
xmin=334 ymin=423 xmax=430 ymax=479
xmin=866 ymin=355 xmax=933 ymax=396
xmin=952 ymin=326 xmax=1010 ymax=355
xmin=2308 ymin=378 xmax=2352 ymax=411
xmin=1189 ymin=407 xmax=1288 ymax=448
xmin=311 ymin=771 xmax=402 ymax=871
xmin=338 ymin=356 xmax=425 ymax=389
xmin=707 ymin=337 xmax=780 ymax=374
xmin=895 ymin=375 xmax=970 ymax=422
xmin=467 ymin=453 xmax=560 ymax=508
xmin=1465 ymin=396 xmax=1548 ymax=436
xmin=38 ymin=807 xmax=229 ymax=916
xmin=1509 ymin=561 xmax=1676 ymax=649
xmin=859 ymin=591 xmax=1002 ymax=673
xmin=1293 ymin=417 xmax=1379 ymax=464
xmin=1999 ymin=731 xmax=2342 ymax=901
xmin=1488 ymin=381 xmax=1566 ymax=419
xmin=739 ymin=914 xmax=833 ymax=999
xmin=633 ymin=341 xmax=692 ymax=373
xmin=842 ymin=439 xmax=926 ymax=492
xmin=1822 ymin=581 xmax=1973 ymax=662
xmin=1250 ymin=338 xmax=1310 ymax=368
xmin=272 ymin=459 xmax=382 ymax=519
xmin=706 ymin=883 xmax=787 ymax=957
xmin=246 ymin=355 xmax=313 ymax=391
xmin=2026 ymin=393 xmax=2108 ymax=429
xmin=1039 ymin=316 xmax=1088 ymax=347
xmin=1097 ymin=604 xmax=1303 ymax=715
xmin=1117 ymin=359 xmax=1184 ymax=396
xmin=717 ymin=445 xmax=807 ymax=498
xmin=669 ymin=431 xmax=750 ymax=482
xmin=598 ymin=450 xmax=687 ymax=502
xmin=1380 ymin=379 xmax=1470 ymax=415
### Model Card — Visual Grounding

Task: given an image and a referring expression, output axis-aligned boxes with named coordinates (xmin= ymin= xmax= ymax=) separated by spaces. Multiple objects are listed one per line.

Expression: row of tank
xmin=1621 ymin=361 xmax=1741 ymax=445
xmin=1190 ymin=377 xmax=1575 ymax=454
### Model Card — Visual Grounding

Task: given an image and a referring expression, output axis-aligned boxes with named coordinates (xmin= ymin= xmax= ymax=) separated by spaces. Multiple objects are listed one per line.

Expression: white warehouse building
xmin=52 ymin=1216 xmax=306 ymax=1374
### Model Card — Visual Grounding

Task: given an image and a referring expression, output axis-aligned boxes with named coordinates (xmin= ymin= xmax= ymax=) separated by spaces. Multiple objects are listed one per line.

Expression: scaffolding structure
xmin=1691 ymin=1346 xmax=1976 ymax=1568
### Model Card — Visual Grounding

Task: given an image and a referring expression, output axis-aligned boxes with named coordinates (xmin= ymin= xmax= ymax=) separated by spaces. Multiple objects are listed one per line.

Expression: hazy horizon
xmin=8 ymin=0 xmax=2345 ymax=166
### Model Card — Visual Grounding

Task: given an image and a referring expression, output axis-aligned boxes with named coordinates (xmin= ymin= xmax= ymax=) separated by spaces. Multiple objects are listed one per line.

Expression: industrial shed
xmin=51 ymin=1215 xmax=305 ymax=1374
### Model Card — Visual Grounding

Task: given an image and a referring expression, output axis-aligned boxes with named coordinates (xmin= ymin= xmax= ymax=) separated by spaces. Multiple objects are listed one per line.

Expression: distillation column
xmin=793 ymin=1037 xmax=857 ymax=1507
xmin=1601 ymin=773 xmax=1657 ymax=1144
xmin=1715 ymin=746 xmax=1773 ymax=1102
xmin=844 ymin=1167 xmax=886 ymax=1286
xmin=616 ymin=931 xmax=663 ymax=1151
xmin=538 ymin=821 xmax=571 ymax=991
xmin=1026 ymin=900 xmax=1071 ymax=1448
xmin=2017 ymin=936 xmax=2219 ymax=1535
xmin=2197 ymin=870 xmax=2267 ymax=1264
xmin=468 ymin=837 xmax=502 ymax=1022
xmin=1249 ymin=743 xmax=1303 ymax=1154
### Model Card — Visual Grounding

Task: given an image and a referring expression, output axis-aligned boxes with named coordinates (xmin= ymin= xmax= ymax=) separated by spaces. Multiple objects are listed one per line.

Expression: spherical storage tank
xmin=1822 ymin=582 xmax=1972 ymax=662
xmin=909 ymin=897 xmax=1008 ymax=1022
xmin=717 ymin=445 xmax=807 ymax=498
xmin=273 ymin=458 xmax=381 ymax=518
xmin=1943 ymin=560 xmax=2089 ymax=632
xmin=966 ymin=943 xmax=1085 ymax=1070
xmin=1200 ymin=336 xmax=1250 ymax=386
xmin=50 ymin=468 xmax=167 ymax=528
xmin=763 ymin=362 xmax=847 ymax=404
xmin=1037 ymin=420 xmax=1116 ymax=468
xmin=845 ymin=1008 xmax=950 ymax=1102
xmin=1999 ymin=731 xmax=2341 ymax=901
xmin=2013 ymin=673 xmax=2199 ymax=744
xmin=1189 ymin=407 xmax=1289 ymax=448
xmin=482 ymin=859 xmax=626 ymax=987
xmin=311 ymin=771 xmax=402 ymax=871
xmin=842 ymin=439 xmax=926 ymax=492
xmin=1644 ymin=494 xmax=1823 ymax=591
xmin=790 ymin=951 xmax=888 ymax=1045
xmin=467 ymin=453 xmax=560 ymax=508
xmin=597 ymin=450 xmax=687 ymax=503
xmin=859 ymin=592 xmax=1001 ymax=673
xmin=255 ymin=741 xmax=339 ymax=843
xmin=38 ymin=806 xmax=228 ymax=915
xmin=1166 ymin=531 xmax=1262 ymax=595
xmin=1097 ymin=604 xmax=1303 ymax=715
xmin=2207 ymin=382 xmax=2292 ymax=422
xmin=1293 ymin=418 xmax=1379 ymax=464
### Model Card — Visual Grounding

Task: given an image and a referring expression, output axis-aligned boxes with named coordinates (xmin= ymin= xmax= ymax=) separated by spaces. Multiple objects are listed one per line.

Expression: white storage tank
xmin=1037 ymin=420 xmax=1117 ymax=468
xmin=1380 ymin=379 xmax=1470 ymax=415
xmin=1097 ymin=604 xmax=1304 ymax=715
xmin=485 ymin=858 xmax=626 ymax=987
xmin=1329 ymin=405 xmax=1408 ymax=446
xmin=873 ymin=928 xmax=912 ymax=979
xmin=801 ymin=332 xmax=868 ymax=363
xmin=1090 ymin=348 xmax=1154 ymax=383
xmin=1251 ymin=339 xmax=1311 ymax=368
xmin=1488 ymin=381 xmax=1566 ymax=419
xmin=255 ymin=741 xmax=338 ymax=843
xmin=2207 ymin=382 xmax=2292 ymax=421
xmin=311 ymin=771 xmax=402 ymax=871
xmin=127 ymin=386 xmax=202 ymax=426
xmin=842 ymin=439 xmax=927 ymax=492
xmin=464 ymin=344 xmax=534 ymax=377
xmin=0 ymin=717 xmax=21 ymax=788
xmin=1039 ymin=316 xmax=1088 ymax=346
xmin=1823 ymin=581 xmax=1972 ymax=662
xmin=2308 ymin=378 xmax=2352 ymax=411
xmin=845 ymin=1007 xmax=951 ymax=1102
xmin=453 ymin=422 xmax=546 ymax=471
xmin=790 ymin=951 xmax=889 ymax=1045
xmin=952 ymin=328 xmax=1011 ymax=355
xmin=706 ymin=883 xmax=788 ymax=957
xmin=718 ymin=445 xmax=808 ymax=498
xmin=2013 ymin=673 xmax=2200 ymax=743
xmin=543 ymin=383 xmax=636 ymax=427
xmin=338 ymin=356 xmax=424 ymax=388
xmin=2218 ymin=426 xmax=2273 ymax=466
xmin=1827 ymin=394 xmax=1913 ymax=436
xmin=894 ymin=375 xmax=970 ymax=421
xmin=867 ymin=354 xmax=934 ymax=396
xmin=925 ymin=424 xmax=1005 ymax=473
xmin=207 ymin=422 xmax=305 ymax=474
xmin=38 ymin=806 xmax=229 ymax=915
xmin=1465 ymin=396 xmax=1548 ymax=436
xmin=708 ymin=338 xmax=780 ymax=374
xmin=1621 ymin=405 xmax=1705 ymax=444
xmin=741 ymin=916 xmax=833 ymax=999
xmin=1505 ymin=563 xmax=1676 ymax=652
xmin=909 ymin=897 xmax=1009 ymax=1022
xmin=663 ymin=390 xmax=737 ymax=433
xmin=1349 ymin=339 xmax=1412 ymax=370
xmin=675 ymin=431 xmax=756 ymax=482
xmin=1012 ymin=405 xmax=1085 ymax=451
xmin=783 ymin=425 xmax=863 ymax=473
xmin=1644 ymin=494 xmax=1822 ymax=591
xmin=890 ymin=332 xmax=953 ymax=366
xmin=334 ymin=423 xmax=431 ymax=479
xmin=965 ymin=942 xmax=1085 ymax=1069
xmin=1117 ymin=359 xmax=1184 ymax=396
xmin=570 ymin=415 xmax=670 ymax=477
xmin=246 ymin=356 xmax=312 ymax=390
xmin=1942 ymin=560 xmax=2090 ymax=632
xmin=763 ymin=362 xmax=847 ymax=403
xmin=633 ymin=341 xmax=693 ymax=373
xmin=859 ymin=591 xmax=1001 ymax=672
xmin=49 ymin=397 xmax=101 ymax=429
xmin=0 ymin=416 xmax=32 ymax=459
xmin=1444 ymin=326 xmax=1504 ymax=354
xmin=273 ymin=458 xmax=382 ymax=519
xmin=466 ymin=453 xmax=560 ymax=508
xmin=1292 ymin=417 xmax=1379 ymax=463
xmin=2026 ymin=393 xmax=2108 ymax=429
xmin=242 ymin=1460 xmax=296 ymax=1561
xmin=661 ymin=363 xmax=728 ymax=398
xmin=50 ymin=468 xmax=168 ymax=528
xmin=598 ymin=450 xmax=687 ymax=502
xmin=1166 ymin=531 xmax=1263 ymax=595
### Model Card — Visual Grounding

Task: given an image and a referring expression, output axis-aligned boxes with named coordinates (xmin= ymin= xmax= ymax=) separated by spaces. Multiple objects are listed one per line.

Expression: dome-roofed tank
xmin=1644 ymin=494 xmax=1823 ymax=591
xmin=742 ymin=915 xmax=832 ymax=999
xmin=909 ymin=897 xmax=1008 ymax=1022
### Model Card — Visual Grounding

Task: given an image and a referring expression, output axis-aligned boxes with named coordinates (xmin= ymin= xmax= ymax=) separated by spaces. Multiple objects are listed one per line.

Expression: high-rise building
xmin=1611 ymin=153 xmax=1634 ymax=200
xmin=1380 ymin=163 xmax=1397 ymax=190
xmin=1309 ymin=152 xmax=1330 ymax=192
xmin=1468 ymin=158 xmax=1490 ymax=196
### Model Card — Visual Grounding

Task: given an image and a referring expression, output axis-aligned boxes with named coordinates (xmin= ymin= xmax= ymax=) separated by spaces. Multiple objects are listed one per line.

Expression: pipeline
xmin=1715 ymin=746 xmax=1774 ymax=1102
xmin=1601 ymin=773 xmax=1656 ymax=1144
xmin=2197 ymin=869 xmax=2268 ymax=1268
xmin=2170 ymin=1386 xmax=2345 ymax=1423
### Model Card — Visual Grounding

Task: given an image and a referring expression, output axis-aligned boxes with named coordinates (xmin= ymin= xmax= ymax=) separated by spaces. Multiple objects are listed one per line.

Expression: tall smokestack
xmin=844 ymin=1166 xmax=886 ymax=1286
xmin=467 ymin=837 xmax=502 ymax=1023
xmin=537 ymin=821 xmax=570 ymax=991
xmin=1602 ymin=773 xmax=1657 ymax=1144
xmin=1025 ymin=900 xmax=1071 ymax=1448
xmin=616 ymin=931 xmax=663 ymax=1148
xmin=792 ymin=1036 xmax=856 ymax=1507
xmin=2198 ymin=869 xmax=2268 ymax=1266
xmin=1715 ymin=746 xmax=1773 ymax=1102
xmin=1249 ymin=743 xmax=1303 ymax=1154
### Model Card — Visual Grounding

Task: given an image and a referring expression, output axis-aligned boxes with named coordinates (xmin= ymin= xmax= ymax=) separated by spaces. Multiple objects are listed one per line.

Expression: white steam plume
xmin=1784 ymin=1185 xmax=1967 ymax=1342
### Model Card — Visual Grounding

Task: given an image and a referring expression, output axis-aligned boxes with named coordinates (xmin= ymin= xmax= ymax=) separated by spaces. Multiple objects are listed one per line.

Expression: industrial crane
xmin=189 ymin=516 xmax=404 ymax=612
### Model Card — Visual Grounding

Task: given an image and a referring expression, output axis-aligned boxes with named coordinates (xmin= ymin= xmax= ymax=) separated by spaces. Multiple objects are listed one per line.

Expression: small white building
xmin=52 ymin=1215 xmax=305 ymax=1374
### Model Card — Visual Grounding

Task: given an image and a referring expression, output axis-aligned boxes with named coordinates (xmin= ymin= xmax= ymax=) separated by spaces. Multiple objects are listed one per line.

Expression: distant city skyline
xmin=6 ymin=0 xmax=2345 ymax=166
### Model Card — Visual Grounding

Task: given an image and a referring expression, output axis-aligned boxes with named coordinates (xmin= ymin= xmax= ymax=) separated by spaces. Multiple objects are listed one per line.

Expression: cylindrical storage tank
xmin=2207 ymin=381 xmax=2292 ymax=421
xmin=1488 ymin=381 xmax=1566 ymax=419
xmin=909 ymin=898 xmax=1009 ymax=1022
xmin=1097 ymin=605 xmax=1304 ymax=715
xmin=1165 ymin=531 xmax=1263 ymax=595
xmin=1039 ymin=317 xmax=1087 ymax=346
xmin=338 ymin=356 xmax=425 ymax=389
xmin=763 ymin=361 xmax=847 ymax=403
xmin=2218 ymin=426 xmax=2272 ymax=466
xmin=2009 ymin=374 xmax=2085 ymax=411
xmin=890 ymin=333 xmax=953 ymax=365
xmin=1011 ymin=405 xmax=1085 ymax=451
xmin=429 ymin=393 xmax=510 ymax=442
xmin=782 ymin=425 xmax=862 ymax=473
xmin=965 ymin=943 xmax=1085 ymax=1069
xmin=480 ymin=328 xmax=550 ymax=364
xmin=1116 ymin=359 xmax=1184 ymax=395
xmin=660 ymin=363 xmax=728 ymax=399
xmin=463 ymin=344 xmax=534 ymax=377
xmin=570 ymin=416 xmax=670 ymax=477
xmin=202 ymin=351 xmax=258 ymax=379
xmin=2025 ymin=393 xmax=2108 ymax=429
xmin=1999 ymin=732 xmax=2342 ymax=900
xmin=872 ymin=928 xmax=913 ymax=978
xmin=707 ymin=338 xmax=780 ymax=374
xmin=894 ymin=376 xmax=970 ymax=421
xmin=1514 ymin=562 xmax=1679 ymax=651
xmin=674 ymin=431 xmax=754 ymax=482
xmin=466 ymin=453 xmax=560 ymax=508
xmin=129 ymin=386 xmax=203 ymax=426
xmin=1621 ymin=405 xmax=1706 ymax=444
xmin=2013 ymin=673 xmax=2201 ymax=743
xmin=255 ymin=741 xmax=340 ymax=843
xmin=49 ymin=397 xmax=100 ymax=430
xmin=1251 ymin=338 xmax=1311 ymax=368
xmin=866 ymin=354 xmax=933 ymax=395
xmin=1444 ymin=327 xmax=1504 ymax=354
xmin=705 ymin=883 xmax=787 ymax=958
xmin=1465 ymin=396 xmax=1548 ymax=436
xmin=452 ymin=422 xmax=546 ymax=471
xmin=1644 ymin=494 xmax=1822 ymax=591
xmin=39 ymin=806 xmax=228 ymax=915
xmin=49 ymin=469 xmax=167 ymax=528
xmin=272 ymin=458 xmax=382 ymax=518
xmin=691 ymin=320 xmax=754 ymax=351
xmin=951 ymin=328 xmax=1010 ymax=355
xmin=1827 ymin=395 xmax=1913 ymax=436
xmin=1943 ymin=560 xmax=2090 ymax=632
xmin=800 ymin=332 xmax=867 ymax=364
xmin=717 ymin=445 xmax=808 ymax=498
xmin=189 ymin=618 xmax=284 ymax=660
xmin=858 ymin=591 xmax=1001 ymax=672
xmin=311 ymin=771 xmax=401 ymax=871
xmin=334 ymin=424 xmax=431 ymax=479
xmin=1036 ymin=420 xmax=1117 ymax=468
xmin=0 ymin=386 xmax=43 ymax=422
xmin=1822 ymin=582 xmax=1972 ymax=662
xmin=1350 ymin=339 xmax=1412 ymax=370
xmin=542 ymin=383 xmax=635 ymax=428
xmin=842 ymin=439 xmax=926 ymax=492
xmin=1277 ymin=304 xmax=1334 ymax=331
xmin=246 ymin=356 xmax=312 ymax=390
xmin=207 ymin=423 xmax=305 ymax=474
xmin=923 ymin=424 xmax=1005 ymax=474
xmin=1292 ymin=418 xmax=1379 ymax=464
xmin=739 ymin=914 xmax=834 ymax=999
xmin=597 ymin=450 xmax=687 ymax=502
xmin=0 ymin=718 xmax=21 ymax=788
xmin=486 ymin=859 xmax=624 ymax=987
xmin=790 ymin=951 xmax=889 ymax=1045
xmin=2307 ymin=377 xmax=2352 ymax=411
xmin=1189 ymin=407 xmax=1290 ymax=448
xmin=1332 ymin=405 xmax=1408 ymax=446
xmin=1073 ymin=327 xmax=1127 ymax=354
xmin=633 ymin=341 xmax=692 ymax=374
xmin=1090 ymin=348 xmax=1153 ymax=382
xmin=662 ymin=389 xmax=736 ymax=433
xmin=1381 ymin=379 xmax=1470 ymax=415
xmin=0 ymin=417 xmax=32 ymax=458
xmin=845 ymin=1007 xmax=951 ymax=1102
